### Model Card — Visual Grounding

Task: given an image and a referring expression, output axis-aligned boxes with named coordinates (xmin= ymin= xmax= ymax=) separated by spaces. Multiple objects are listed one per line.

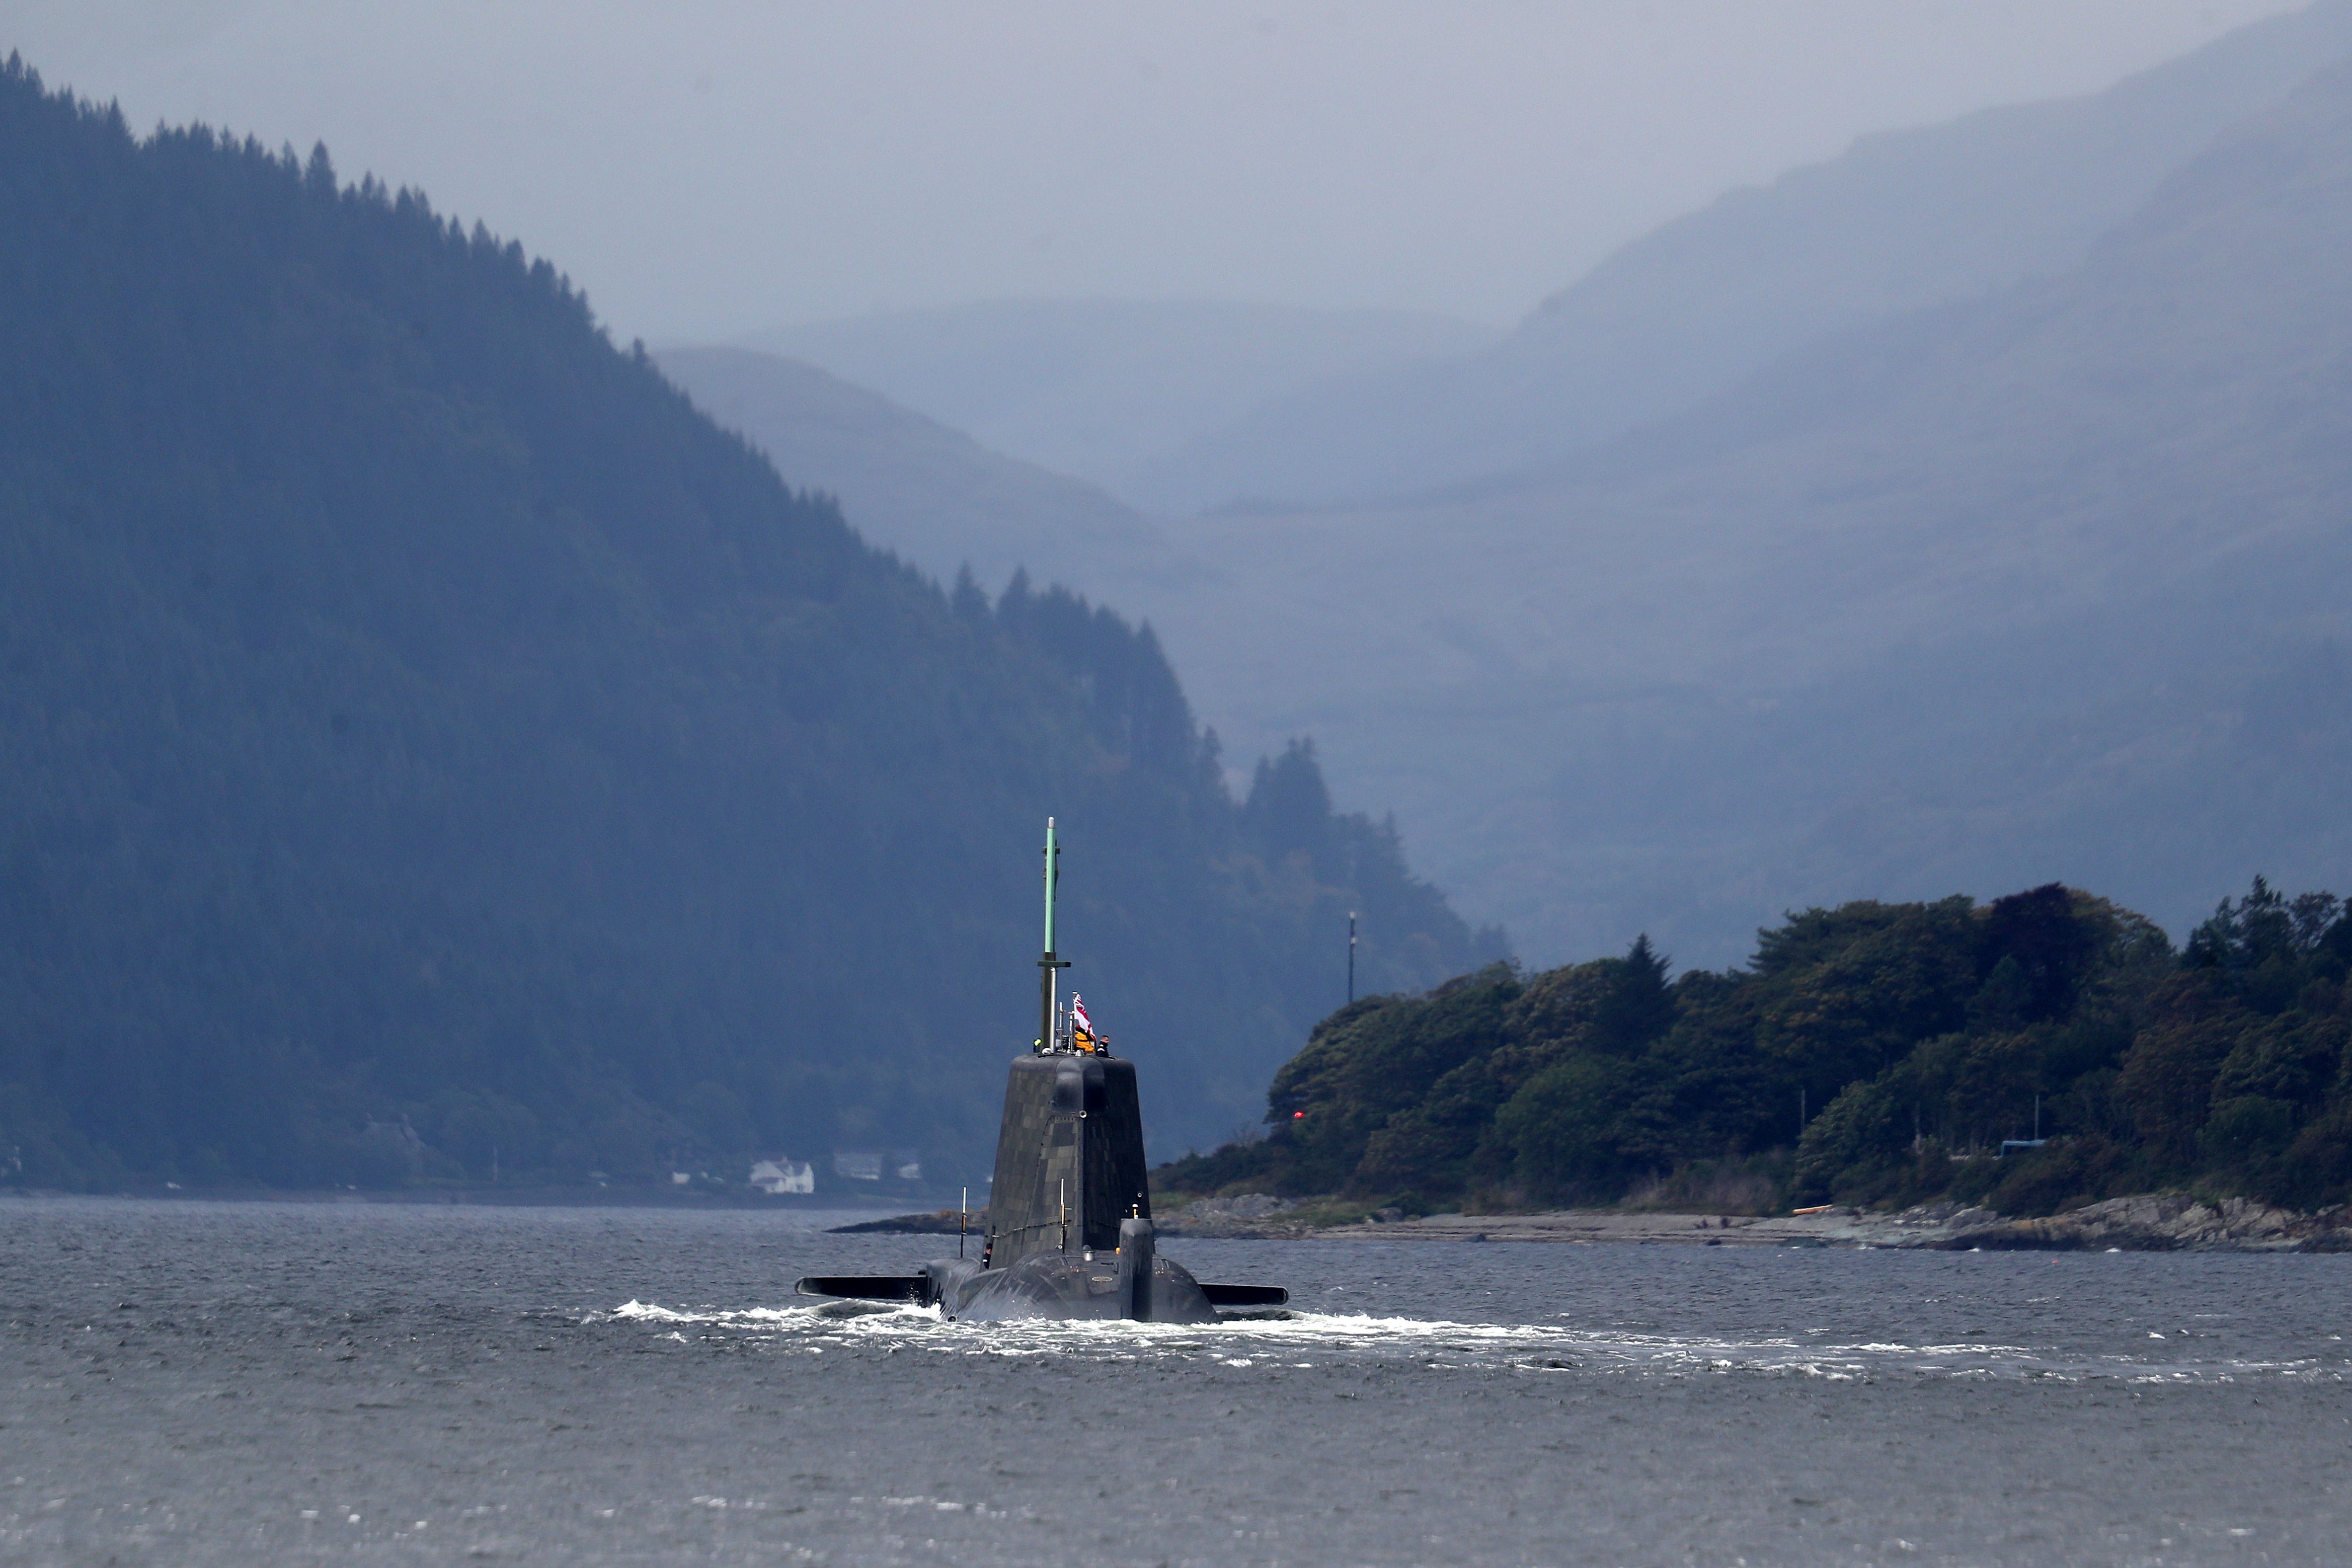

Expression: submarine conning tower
xmin=983 ymin=1053 xmax=1150 ymax=1270
xmin=793 ymin=816 xmax=1284 ymax=1321
xmin=982 ymin=813 xmax=1150 ymax=1271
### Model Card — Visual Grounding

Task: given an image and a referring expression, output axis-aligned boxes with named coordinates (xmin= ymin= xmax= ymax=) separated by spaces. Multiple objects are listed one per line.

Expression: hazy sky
xmin=10 ymin=1 xmax=2310 ymax=341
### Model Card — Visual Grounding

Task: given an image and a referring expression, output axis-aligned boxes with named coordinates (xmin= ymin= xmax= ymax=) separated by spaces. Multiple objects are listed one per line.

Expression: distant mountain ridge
xmin=1116 ymin=49 xmax=2352 ymax=968
xmin=591 ymin=10 xmax=2352 ymax=983
xmin=1143 ymin=0 xmax=2352 ymax=513
xmin=734 ymin=298 xmax=1501 ymax=513
xmin=656 ymin=345 xmax=1162 ymax=594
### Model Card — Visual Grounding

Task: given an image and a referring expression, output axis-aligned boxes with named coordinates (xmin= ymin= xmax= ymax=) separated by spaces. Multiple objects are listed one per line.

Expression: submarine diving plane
xmin=796 ymin=820 xmax=1288 ymax=1322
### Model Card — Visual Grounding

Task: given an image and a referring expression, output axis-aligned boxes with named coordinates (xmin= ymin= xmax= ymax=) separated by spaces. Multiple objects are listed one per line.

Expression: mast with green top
xmin=1037 ymin=818 xmax=1069 ymax=1052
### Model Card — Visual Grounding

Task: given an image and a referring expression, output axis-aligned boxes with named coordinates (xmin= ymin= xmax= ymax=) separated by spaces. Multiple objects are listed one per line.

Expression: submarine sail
xmin=796 ymin=819 xmax=1287 ymax=1321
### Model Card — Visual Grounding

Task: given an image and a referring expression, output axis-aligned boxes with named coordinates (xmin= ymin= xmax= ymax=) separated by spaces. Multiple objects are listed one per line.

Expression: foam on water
xmin=607 ymin=1295 xmax=2316 ymax=1383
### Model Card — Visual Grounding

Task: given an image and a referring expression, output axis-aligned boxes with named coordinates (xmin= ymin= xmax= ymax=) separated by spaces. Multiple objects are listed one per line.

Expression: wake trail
xmin=606 ymin=1298 xmax=2307 ymax=1382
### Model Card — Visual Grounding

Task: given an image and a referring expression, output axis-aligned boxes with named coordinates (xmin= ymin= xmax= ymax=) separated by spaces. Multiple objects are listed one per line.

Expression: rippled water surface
xmin=5 ymin=1197 xmax=2347 ymax=1565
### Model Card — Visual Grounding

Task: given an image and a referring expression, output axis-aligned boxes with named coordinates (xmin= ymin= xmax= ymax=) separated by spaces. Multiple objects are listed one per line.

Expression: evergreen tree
xmin=0 ymin=57 xmax=1503 ymax=1190
xmin=1160 ymin=875 xmax=2352 ymax=1216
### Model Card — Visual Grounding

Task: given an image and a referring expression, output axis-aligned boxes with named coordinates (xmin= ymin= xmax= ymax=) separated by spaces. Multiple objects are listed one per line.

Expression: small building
xmin=748 ymin=1157 xmax=815 ymax=1195
xmin=832 ymin=1150 xmax=882 ymax=1182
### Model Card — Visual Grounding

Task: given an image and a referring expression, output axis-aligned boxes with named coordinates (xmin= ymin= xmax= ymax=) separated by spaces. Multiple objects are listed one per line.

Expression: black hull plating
xmin=793 ymin=1257 xmax=1284 ymax=1322
xmin=923 ymin=1251 xmax=1221 ymax=1324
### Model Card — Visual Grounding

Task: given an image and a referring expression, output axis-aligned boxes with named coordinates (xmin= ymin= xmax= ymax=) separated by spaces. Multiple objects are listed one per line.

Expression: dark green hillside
xmin=1161 ymin=879 xmax=2352 ymax=1216
xmin=0 ymin=59 xmax=1500 ymax=1190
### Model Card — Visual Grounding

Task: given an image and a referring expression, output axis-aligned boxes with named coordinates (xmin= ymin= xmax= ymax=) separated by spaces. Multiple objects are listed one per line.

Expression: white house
xmin=748 ymin=1157 xmax=815 ymax=1195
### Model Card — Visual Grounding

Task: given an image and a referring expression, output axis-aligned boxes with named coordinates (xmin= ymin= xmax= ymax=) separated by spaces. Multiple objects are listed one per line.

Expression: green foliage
xmin=1493 ymin=1054 xmax=1639 ymax=1199
xmin=1986 ymin=1135 xmax=2129 ymax=1218
xmin=2112 ymin=977 xmax=2248 ymax=1168
xmin=1794 ymin=1071 xmax=1910 ymax=1201
xmin=1753 ymin=896 xmax=1980 ymax=1099
xmin=0 ymin=60 xmax=1505 ymax=1190
xmin=1262 ymin=966 xmax=1521 ymax=1194
xmin=1168 ymin=877 xmax=2352 ymax=1215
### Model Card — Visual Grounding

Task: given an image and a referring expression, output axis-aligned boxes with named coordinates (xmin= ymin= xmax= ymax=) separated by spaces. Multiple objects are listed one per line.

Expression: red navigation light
xmin=1292 ymin=1110 xmax=1306 ymax=1120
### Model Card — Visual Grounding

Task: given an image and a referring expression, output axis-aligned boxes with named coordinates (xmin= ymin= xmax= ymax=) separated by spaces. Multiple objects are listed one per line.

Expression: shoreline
xmin=1160 ymin=1194 xmax=2352 ymax=1253
xmin=13 ymin=1188 xmax=2348 ymax=1252
xmin=0 ymin=1185 xmax=936 ymax=1213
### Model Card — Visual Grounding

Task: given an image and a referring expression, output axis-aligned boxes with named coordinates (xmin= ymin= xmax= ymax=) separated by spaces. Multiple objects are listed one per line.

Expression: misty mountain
xmin=656 ymin=345 xmax=1162 ymax=593
xmin=0 ymin=59 xmax=1502 ymax=1191
xmin=734 ymin=298 xmax=1500 ymax=512
xmin=1122 ymin=52 xmax=2352 ymax=971
xmin=1141 ymin=0 xmax=2352 ymax=513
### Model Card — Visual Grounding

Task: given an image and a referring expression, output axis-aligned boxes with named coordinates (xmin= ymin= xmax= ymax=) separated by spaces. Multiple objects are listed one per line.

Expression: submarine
xmin=796 ymin=819 xmax=1288 ymax=1322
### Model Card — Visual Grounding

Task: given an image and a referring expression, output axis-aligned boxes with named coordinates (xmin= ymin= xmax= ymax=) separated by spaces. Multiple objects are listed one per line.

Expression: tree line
xmin=0 ymin=56 xmax=1501 ymax=1191
xmin=1158 ymin=878 xmax=2352 ymax=1216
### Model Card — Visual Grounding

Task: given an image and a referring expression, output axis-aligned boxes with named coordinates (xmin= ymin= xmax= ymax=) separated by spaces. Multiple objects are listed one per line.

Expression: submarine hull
xmin=797 ymin=1254 xmax=1285 ymax=1320
xmin=924 ymin=1250 xmax=1221 ymax=1324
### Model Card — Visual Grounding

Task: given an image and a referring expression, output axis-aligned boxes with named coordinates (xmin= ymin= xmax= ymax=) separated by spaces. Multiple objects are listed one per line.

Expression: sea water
xmin=4 ymin=1196 xmax=2346 ymax=1565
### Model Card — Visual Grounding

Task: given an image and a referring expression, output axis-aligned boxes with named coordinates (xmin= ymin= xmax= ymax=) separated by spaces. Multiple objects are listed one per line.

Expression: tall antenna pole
xmin=1037 ymin=818 xmax=1068 ymax=1052
xmin=1348 ymin=911 xmax=1357 ymax=1004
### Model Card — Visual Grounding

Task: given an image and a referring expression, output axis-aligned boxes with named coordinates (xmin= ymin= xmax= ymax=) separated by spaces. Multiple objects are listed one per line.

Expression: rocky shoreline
xmin=1153 ymin=1193 xmax=2352 ymax=1252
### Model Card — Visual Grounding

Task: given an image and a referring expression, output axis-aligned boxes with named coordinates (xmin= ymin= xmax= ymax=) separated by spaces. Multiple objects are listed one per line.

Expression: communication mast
xmin=1036 ymin=818 xmax=1070 ymax=1052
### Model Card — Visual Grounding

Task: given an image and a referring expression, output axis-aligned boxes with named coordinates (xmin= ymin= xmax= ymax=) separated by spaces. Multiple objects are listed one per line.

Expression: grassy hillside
xmin=0 ymin=59 xmax=1502 ymax=1191
xmin=1161 ymin=879 xmax=2352 ymax=1217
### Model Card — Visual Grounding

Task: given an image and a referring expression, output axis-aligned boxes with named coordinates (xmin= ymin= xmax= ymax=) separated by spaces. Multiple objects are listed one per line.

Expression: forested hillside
xmin=1160 ymin=880 xmax=2352 ymax=1217
xmin=0 ymin=59 xmax=1501 ymax=1191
